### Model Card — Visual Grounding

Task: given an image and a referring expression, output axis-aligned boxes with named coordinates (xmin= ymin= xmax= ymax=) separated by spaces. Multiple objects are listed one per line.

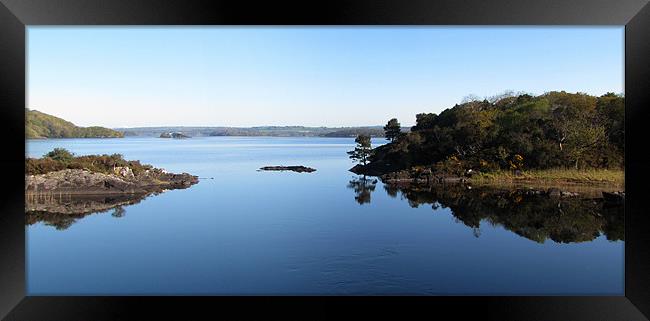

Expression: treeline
xmin=26 ymin=109 xmax=124 ymax=138
xmin=358 ymin=91 xmax=624 ymax=174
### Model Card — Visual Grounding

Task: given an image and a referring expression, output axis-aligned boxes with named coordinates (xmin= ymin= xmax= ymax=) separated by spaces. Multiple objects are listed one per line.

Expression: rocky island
xmin=159 ymin=132 xmax=191 ymax=138
xmin=25 ymin=148 xmax=199 ymax=228
xmin=26 ymin=148 xmax=198 ymax=196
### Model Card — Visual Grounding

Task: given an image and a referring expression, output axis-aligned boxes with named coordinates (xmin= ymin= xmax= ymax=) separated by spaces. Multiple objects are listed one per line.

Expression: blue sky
xmin=28 ymin=27 xmax=624 ymax=128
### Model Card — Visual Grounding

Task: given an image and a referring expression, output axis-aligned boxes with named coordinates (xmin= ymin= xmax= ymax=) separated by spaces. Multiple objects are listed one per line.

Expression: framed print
xmin=1 ymin=0 xmax=649 ymax=319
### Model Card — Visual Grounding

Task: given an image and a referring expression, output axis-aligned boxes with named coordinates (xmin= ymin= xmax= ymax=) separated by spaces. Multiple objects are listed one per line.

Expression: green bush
xmin=27 ymin=149 xmax=155 ymax=176
xmin=44 ymin=148 xmax=74 ymax=163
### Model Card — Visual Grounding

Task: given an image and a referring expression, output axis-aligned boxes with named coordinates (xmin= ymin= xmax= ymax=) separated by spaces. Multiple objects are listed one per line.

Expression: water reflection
xmin=347 ymin=176 xmax=378 ymax=205
xmin=25 ymin=193 xmax=156 ymax=230
xmin=349 ymin=177 xmax=624 ymax=244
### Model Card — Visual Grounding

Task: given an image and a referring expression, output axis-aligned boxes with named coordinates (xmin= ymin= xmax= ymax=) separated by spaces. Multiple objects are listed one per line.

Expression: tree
xmin=384 ymin=118 xmax=402 ymax=142
xmin=411 ymin=113 xmax=437 ymax=132
xmin=348 ymin=134 xmax=373 ymax=165
xmin=563 ymin=114 xmax=607 ymax=169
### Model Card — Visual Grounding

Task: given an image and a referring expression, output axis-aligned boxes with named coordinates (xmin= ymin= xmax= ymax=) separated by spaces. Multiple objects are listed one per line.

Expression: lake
xmin=26 ymin=137 xmax=624 ymax=295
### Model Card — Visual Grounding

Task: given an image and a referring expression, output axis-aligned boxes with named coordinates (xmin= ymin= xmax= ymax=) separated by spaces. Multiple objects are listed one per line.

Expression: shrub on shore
xmin=26 ymin=148 xmax=153 ymax=176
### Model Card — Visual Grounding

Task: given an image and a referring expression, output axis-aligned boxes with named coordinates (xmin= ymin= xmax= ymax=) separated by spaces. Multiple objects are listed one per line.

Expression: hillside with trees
xmin=26 ymin=109 xmax=124 ymax=139
xmin=351 ymin=91 xmax=624 ymax=180
xmin=321 ymin=127 xmax=385 ymax=138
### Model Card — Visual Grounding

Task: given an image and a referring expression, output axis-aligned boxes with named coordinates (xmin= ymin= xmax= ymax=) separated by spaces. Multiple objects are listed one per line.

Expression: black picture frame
xmin=1 ymin=0 xmax=649 ymax=319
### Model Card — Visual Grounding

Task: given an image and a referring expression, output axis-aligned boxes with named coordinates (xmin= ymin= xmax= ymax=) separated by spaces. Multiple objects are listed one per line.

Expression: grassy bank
xmin=471 ymin=168 xmax=624 ymax=186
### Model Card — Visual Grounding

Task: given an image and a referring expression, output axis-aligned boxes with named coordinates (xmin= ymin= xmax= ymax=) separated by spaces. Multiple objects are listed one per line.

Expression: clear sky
xmin=28 ymin=27 xmax=623 ymax=128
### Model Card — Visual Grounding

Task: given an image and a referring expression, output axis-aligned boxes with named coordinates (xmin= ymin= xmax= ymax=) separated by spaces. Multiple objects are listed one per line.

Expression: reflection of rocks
xmin=25 ymin=168 xmax=198 ymax=195
xmin=382 ymin=182 xmax=624 ymax=244
xmin=26 ymin=192 xmax=151 ymax=215
xmin=347 ymin=176 xmax=378 ymax=205
xmin=25 ymin=165 xmax=197 ymax=230
xmin=25 ymin=193 xmax=154 ymax=230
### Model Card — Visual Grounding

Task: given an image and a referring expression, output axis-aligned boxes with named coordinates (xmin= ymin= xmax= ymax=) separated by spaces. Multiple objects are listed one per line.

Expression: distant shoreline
xmin=115 ymin=125 xmax=389 ymax=138
xmin=26 ymin=135 xmax=380 ymax=139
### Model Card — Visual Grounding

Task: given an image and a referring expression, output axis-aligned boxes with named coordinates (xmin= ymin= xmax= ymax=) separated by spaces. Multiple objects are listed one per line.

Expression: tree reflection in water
xmin=349 ymin=179 xmax=623 ymax=244
xmin=347 ymin=176 xmax=378 ymax=205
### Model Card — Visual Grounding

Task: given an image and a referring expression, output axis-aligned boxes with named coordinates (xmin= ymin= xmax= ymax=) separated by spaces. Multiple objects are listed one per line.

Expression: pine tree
xmin=347 ymin=134 xmax=373 ymax=165
xmin=384 ymin=118 xmax=401 ymax=142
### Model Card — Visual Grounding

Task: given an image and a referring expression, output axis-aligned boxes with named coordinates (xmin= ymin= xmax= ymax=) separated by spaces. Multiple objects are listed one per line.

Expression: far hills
xmin=25 ymin=109 xmax=386 ymax=138
xmin=117 ymin=126 xmax=385 ymax=138
xmin=26 ymin=109 xmax=124 ymax=139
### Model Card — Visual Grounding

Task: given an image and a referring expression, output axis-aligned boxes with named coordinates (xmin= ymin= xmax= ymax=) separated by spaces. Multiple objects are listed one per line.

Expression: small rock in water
xmin=259 ymin=166 xmax=316 ymax=173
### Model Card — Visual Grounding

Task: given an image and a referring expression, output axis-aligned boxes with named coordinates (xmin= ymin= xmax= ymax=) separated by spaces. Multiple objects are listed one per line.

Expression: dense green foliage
xmin=26 ymin=148 xmax=153 ymax=176
xmin=26 ymin=109 xmax=124 ymax=138
xmin=44 ymin=148 xmax=75 ymax=162
xmin=347 ymin=134 xmax=373 ymax=165
xmin=365 ymin=91 xmax=624 ymax=174
xmin=321 ymin=127 xmax=385 ymax=138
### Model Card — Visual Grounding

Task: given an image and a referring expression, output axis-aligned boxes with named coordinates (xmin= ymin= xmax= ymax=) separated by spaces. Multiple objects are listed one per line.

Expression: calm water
xmin=26 ymin=137 xmax=624 ymax=295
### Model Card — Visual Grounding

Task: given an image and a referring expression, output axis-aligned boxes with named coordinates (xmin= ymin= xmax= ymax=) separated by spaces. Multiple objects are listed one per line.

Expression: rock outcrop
xmin=25 ymin=167 xmax=198 ymax=195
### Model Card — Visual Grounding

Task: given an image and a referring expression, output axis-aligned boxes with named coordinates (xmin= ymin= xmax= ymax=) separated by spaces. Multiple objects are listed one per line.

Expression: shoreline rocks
xmin=354 ymin=164 xmax=621 ymax=201
xmin=26 ymin=168 xmax=199 ymax=195
xmin=381 ymin=178 xmax=629 ymax=201
xmin=379 ymin=168 xmax=468 ymax=184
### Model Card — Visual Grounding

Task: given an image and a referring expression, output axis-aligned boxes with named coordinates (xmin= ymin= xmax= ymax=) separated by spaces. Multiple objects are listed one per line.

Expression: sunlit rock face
xmin=25 ymin=168 xmax=198 ymax=195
